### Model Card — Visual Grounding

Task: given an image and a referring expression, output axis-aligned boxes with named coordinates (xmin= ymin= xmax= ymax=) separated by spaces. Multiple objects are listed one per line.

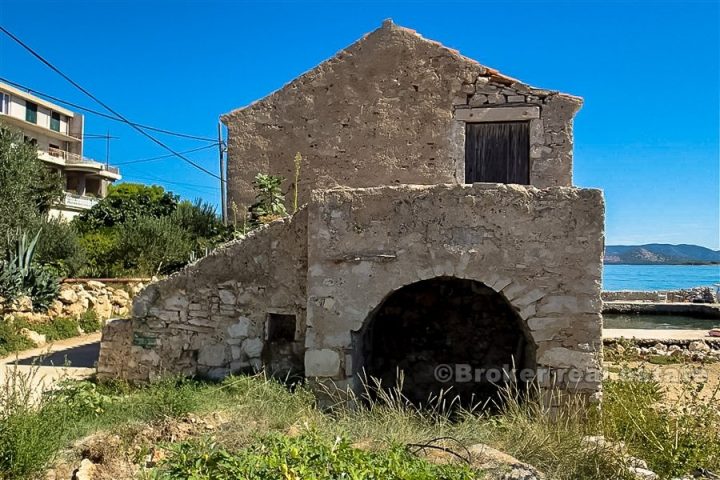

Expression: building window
xmin=25 ymin=101 xmax=37 ymax=124
xmin=23 ymin=136 xmax=37 ymax=147
xmin=267 ymin=313 xmax=296 ymax=342
xmin=50 ymin=111 xmax=61 ymax=132
xmin=0 ymin=92 xmax=8 ymax=114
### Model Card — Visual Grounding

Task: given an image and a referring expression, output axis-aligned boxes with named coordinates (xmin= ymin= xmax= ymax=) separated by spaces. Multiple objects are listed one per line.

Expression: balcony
xmin=45 ymin=147 xmax=121 ymax=180
xmin=47 ymin=146 xmax=82 ymax=164
xmin=63 ymin=192 xmax=99 ymax=211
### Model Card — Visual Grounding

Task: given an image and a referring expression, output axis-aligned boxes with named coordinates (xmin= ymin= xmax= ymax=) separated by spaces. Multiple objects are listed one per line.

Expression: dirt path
xmin=0 ymin=333 xmax=100 ymax=402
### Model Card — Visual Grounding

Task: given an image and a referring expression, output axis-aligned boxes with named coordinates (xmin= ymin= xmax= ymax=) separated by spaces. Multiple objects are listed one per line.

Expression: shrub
xmin=78 ymin=309 xmax=101 ymax=333
xmin=115 ymin=216 xmax=193 ymax=276
xmin=78 ymin=229 xmax=122 ymax=278
xmin=32 ymin=218 xmax=86 ymax=278
xmin=33 ymin=317 xmax=79 ymax=341
xmin=74 ymin=183 xmax=178 ymax=231
xmin=0 ymin=322 xmax=35 ymax=357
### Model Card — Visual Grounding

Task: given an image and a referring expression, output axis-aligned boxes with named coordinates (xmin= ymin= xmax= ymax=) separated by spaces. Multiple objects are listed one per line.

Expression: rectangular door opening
xmin=465 ymin=121 xmax=530 ymax=184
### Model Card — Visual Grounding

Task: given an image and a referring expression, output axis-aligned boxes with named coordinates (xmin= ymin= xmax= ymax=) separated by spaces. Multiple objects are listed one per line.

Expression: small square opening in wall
xmin=267 ymin=313 xmax=296 ymax=342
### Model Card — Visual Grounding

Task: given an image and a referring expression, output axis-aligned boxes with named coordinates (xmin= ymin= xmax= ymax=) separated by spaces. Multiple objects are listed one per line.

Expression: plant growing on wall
xmin=249 ymin=173 xmax=287 ymax=225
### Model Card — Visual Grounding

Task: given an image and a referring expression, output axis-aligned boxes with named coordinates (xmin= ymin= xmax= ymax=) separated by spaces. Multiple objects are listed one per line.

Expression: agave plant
xmin=0 ymin=230 xmax=59 ymax=311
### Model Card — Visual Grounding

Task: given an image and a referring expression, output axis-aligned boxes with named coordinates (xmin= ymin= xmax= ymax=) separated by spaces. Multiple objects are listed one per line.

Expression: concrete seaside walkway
xmin=604 ymin=329 xmax=713 ymax=341
xmin=603 ymin=301 xmax=720 ymax=319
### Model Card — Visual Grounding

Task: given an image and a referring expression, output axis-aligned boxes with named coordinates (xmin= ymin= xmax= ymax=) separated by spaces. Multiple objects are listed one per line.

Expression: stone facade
xmin=98 ymin=211 xmax=308 ymax=382
xmin=98 ymin=21 xmax=605 ymax=404
xmin=222 ymin=20 xmax=581 ymax=210
xmin=99 ymin=184 xmax=605 ymax=400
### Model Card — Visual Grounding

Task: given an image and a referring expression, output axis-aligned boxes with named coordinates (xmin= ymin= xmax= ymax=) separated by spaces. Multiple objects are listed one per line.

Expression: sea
xmin=602 ymin=264 xmax=720 ymax=291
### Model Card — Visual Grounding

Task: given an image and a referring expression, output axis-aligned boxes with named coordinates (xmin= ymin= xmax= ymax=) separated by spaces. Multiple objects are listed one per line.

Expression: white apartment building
xmin=0 ymin=81 xmax=121 ymax=220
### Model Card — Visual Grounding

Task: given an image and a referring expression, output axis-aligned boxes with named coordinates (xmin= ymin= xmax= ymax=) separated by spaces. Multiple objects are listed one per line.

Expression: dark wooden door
xmin=465 ymin=122 xmax=530 ymax=184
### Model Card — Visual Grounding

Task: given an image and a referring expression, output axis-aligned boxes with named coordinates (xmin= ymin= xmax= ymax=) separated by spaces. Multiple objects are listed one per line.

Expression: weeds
xmin=601 ymin=365 xmax=720 ymax=477
xmin=0 ymin=366 xmax=717 ymax=479
xmin=153 ymin=432 xmax=478 ymax=480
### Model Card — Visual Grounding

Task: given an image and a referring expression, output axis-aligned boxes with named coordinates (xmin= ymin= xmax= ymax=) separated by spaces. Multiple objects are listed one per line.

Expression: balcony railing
xmin=47 ymin=146 xmax=82 ymax=163
xmin=45 ymin=147 xmax=120 ymax=175
xmin=63 ymin=192 xmax=99 ymax=210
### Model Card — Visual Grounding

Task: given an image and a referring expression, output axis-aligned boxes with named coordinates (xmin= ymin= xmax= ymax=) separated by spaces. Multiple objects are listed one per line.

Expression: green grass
xmin=0 ymin=366 xmax=717 ymax=480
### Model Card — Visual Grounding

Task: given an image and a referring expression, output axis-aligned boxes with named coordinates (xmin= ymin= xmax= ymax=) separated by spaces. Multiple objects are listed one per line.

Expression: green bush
xmin=34 ymin=317 xmax=79 ymax=341
xmin=155 ymin=432 xmax=477 ymax=480
xmin=78 ymin=309 xmax=101 ymax=333
xmin=173 ymin=199 xmax=228 ymax=242
xmin=0 ymin=322 xmax=35 ymax=357
xmin=115 ymin=216 xmax=193 ymax=276
xmin=78 ymin=229 xmax=122 ymax=278
xmin=74 ymin=183 xmax=178 ymax=231
xmin=32 ymin=218 xmax=86 ymax=278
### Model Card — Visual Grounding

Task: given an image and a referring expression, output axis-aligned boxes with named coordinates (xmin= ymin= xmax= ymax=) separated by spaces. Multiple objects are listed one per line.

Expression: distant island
xmin=604 ymin=244 xmax=720 ymax=265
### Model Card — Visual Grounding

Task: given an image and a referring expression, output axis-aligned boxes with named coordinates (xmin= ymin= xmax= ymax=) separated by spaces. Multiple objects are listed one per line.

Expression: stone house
xmin=98 ymin=21 xmax=605 ymax=405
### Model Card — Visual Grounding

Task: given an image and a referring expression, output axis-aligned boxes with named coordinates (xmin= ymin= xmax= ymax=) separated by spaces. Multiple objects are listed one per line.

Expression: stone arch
xmin=351 ymin=276 xmax=536 ymax=407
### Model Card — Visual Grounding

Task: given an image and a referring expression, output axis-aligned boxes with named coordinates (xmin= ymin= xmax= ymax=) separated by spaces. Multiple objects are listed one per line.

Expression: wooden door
xmin=465 ymin=122 xmax=530 ymax=184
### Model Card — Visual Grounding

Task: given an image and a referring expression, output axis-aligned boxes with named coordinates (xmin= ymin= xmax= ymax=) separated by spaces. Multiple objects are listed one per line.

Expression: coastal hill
xmin=605 ymin=244 xmax=720 ymax=265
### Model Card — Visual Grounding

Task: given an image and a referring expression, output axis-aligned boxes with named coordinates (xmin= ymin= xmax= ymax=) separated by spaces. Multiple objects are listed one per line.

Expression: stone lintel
xmin=454 ymin=106 xmax=540 ymax=122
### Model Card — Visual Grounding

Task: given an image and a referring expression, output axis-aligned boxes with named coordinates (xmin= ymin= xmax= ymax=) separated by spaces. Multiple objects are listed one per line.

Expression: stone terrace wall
xmin=304 ymin=184 xmax=605 ymax=397
xmin=222 ymin=21 xmax=582 ymax=209
xmin=97 ymin=210 xmax=308 ymax=382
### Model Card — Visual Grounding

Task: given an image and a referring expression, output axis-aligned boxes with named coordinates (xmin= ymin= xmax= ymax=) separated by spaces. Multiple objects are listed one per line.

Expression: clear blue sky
xmin=1 ymin=1 xmax=718 ymax=248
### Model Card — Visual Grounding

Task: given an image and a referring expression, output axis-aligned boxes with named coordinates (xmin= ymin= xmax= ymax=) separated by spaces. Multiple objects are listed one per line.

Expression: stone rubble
xmin=604 ymin=338 xmax=720 ymax=362
xmin=0 ymin=280 xmax=145 ymax=323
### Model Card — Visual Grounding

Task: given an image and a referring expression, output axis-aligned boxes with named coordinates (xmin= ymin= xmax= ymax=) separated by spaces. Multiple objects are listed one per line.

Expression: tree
xmin=0 ymin=124 xmax=64 ymax=243
xmin=74 ymin=182 xmax=179 ymax=231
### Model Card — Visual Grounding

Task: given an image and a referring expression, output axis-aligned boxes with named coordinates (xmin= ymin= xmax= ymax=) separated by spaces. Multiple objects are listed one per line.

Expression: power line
xmin=129 ymin=174 xmax=220 ymax=194
xmin=115 ymin=143 xmax=218 ymax=166
xmin=0 ymin=76 xmax=217 ymax=143
xmin=0 ymin=27 xmax=223 ymax=180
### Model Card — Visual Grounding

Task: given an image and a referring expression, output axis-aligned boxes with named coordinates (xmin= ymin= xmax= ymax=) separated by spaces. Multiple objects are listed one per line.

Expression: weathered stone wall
xmin=304 ymin=184 xmax=605 ymax=397
xmin=99 ymin=183 xmax=605 ymax=402
xmin=222 ymin=21 xmax=582 ymax=210
xmin=97 ymin=210 xmax=308 ymax=382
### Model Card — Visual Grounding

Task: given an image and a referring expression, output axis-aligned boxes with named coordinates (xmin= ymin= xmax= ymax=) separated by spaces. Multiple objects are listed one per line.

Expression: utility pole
xmin=218 ymin=120 xmax=227 ymax=225
xmin=105 ymin=128 xmax=110 ymax=167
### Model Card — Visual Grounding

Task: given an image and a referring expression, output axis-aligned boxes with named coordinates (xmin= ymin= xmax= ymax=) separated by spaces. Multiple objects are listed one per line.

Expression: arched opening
xmin=353 ymin=276 xmax=535 ymax=408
